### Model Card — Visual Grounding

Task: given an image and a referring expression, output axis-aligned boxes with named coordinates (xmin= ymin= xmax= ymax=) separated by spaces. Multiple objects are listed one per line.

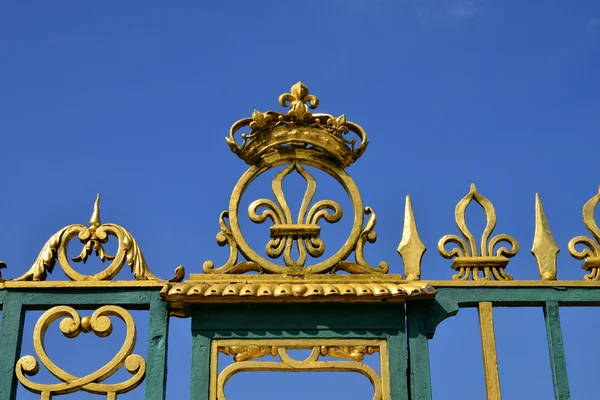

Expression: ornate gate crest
xmin=203 ymin=82 xmax=388 ymax=275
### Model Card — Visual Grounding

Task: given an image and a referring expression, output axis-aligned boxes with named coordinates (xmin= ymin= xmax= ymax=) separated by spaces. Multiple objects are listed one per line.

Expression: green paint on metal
xmin=206 ymin=330 xmax=392 ymax=339
xmin=191 ymin=303 xmax=405 ymax=331
xmin=543 ymin=301 xmax=571 ymax=400
xmin=387 ymin=327 xmax=409 ymax=400
xmin=407 ymin=303 xmax=434 ymax=400
xmin=145 ymin=296 xmax=170 ymax=400
xmin=435 ymin=286 xmax=600 ymax=307
xmin=0 ymin=293 xmax=25 ymax=400
xmin=190 ymin=333 xmax=211 ymax=400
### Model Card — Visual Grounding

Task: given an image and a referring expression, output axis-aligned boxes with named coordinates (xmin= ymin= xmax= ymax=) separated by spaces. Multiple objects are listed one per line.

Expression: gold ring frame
xmin=16 ymin=305 xmax=146 ymax=399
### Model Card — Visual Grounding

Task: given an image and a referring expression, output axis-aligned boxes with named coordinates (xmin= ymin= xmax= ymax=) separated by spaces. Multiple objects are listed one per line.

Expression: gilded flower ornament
xmin=438 ymin=184 xmax=519 ymax=280
xmin=569 ymin=186 xmax=600 ymax=280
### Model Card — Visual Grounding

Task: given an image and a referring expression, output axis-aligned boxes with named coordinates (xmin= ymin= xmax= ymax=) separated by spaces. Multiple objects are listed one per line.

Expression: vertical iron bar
xmin=145 ymin=296 xmax=170 ymax=400
xmin=478 ymin=301 xmax=501 ymax=400
xmin=406 ymin=303 xmax=433 ymax=400
xmin=0 ymin=293 xmax=25 ymax=400
xmin=190 ymin=332 xmax=211 ymax=400
xmin=543 ymin=301 xmax=571 ymax=400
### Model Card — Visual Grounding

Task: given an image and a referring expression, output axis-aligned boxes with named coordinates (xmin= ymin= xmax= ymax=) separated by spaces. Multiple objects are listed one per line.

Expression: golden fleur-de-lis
xmin=438 ymin=184 xmax=519 ymax=280
xmin=278 ymin=82 xmax=319 ymax=120
xmin=569 ymin=186 xmax=600 ymax=280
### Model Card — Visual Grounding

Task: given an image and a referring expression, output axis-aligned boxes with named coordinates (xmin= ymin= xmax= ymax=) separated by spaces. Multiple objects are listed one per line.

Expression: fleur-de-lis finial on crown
xmin=438 ymin=184 xmax=519 ymax=280
xmin=569 ymin=186 xmax=600 ymax=280
xmin=278 ymin=81 xmax=320 ymax=120
xmin=226 ymin=82 xmax=368 ymax=168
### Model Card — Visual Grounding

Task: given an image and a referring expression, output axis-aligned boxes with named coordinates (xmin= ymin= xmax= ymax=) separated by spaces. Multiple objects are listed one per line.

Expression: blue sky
xmin=1 ymin=1 xmax=600 ymax=399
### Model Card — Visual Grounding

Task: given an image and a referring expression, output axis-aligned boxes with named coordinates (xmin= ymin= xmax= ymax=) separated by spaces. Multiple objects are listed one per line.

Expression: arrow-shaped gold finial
xmin=397 ymin=195 xmax=426 ymax=281
xmin=532 ymin=193 xmax=559 ymax=280
xmin=90 ymin=194 xmax=101 ymax=229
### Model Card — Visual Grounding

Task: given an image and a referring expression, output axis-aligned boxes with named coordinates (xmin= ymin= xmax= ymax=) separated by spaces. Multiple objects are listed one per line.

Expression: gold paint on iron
xmin=569 ymin=187 xmax=600 ymax=280
xmin=212 ymin=339 xmax=388 ymax=400
xmin=16 ymin=305 xmax=145 ymax=399
xmin=532 ymin=193 xmax=559 ymax=280
xmin=397 ymin=195 xmax=426 ymax=281
xmin=14 ymin=194 xmax=184 ymax=282
xmin=204 ymin=82 xmax=388 ymax=275
xmin=439 ymin=184 xmax=519 ymax=280
xmin=478 ymin=302 xmax=502 ymax=400
xmin=162 ymin=276 xmax=435 ymax=315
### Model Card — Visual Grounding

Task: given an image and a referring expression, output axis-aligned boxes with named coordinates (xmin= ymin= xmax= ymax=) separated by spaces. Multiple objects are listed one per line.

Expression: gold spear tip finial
xmin=90 ymin=193 xmax=101 ymax=228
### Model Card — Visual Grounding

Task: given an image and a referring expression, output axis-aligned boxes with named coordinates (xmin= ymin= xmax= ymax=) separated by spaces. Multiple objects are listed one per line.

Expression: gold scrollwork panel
xmin=16 ymin=305 xmax=146 ymax=399
xmin=212 ymin=339 xmax=388 ymax=400
xmin=14 ymin=194 xmax=184 ymax=282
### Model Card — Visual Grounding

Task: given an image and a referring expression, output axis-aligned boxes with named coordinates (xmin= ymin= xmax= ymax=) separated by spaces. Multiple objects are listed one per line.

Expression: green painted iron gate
xmin=2 ymin=82 xmax=598 ymax=399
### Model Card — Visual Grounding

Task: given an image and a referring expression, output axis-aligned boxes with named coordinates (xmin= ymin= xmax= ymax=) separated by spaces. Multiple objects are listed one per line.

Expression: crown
xmin=226 ymin=82 xmax=368 ymax=168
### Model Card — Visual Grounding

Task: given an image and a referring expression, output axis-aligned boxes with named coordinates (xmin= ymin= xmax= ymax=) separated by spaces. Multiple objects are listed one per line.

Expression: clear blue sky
xmin=2 ymin=1 xmax=599 ymax=399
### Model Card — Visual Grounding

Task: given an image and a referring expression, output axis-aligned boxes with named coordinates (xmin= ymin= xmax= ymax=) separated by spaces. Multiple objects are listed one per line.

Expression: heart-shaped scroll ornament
xmin=16 ymin=305 xmax=146 ymax=399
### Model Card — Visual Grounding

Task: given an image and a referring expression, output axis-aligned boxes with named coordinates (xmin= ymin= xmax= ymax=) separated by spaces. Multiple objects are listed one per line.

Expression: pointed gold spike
xmin=532 ymin=193 xmax=559 ymax=280
xmin=397 ymin=195 xmax=426 ymax=281
xmin=90 ymin=194 xmax=101 ymax=229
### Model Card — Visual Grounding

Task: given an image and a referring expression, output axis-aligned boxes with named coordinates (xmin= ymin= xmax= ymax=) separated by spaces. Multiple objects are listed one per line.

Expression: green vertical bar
xmin=406 ymin=303 xmax=432 ymax=400
xmin=145 ymin=296 xmax=170 ymax=400
xmin=543 ymin=301 xmax=571 ymax=400
xmin=387 ymin=328 xmax=409 ymax=400
xmin=0 ymin=293 xmax=25 ymax=400
xmin=190 ymin=332 xmax=211 ymax=400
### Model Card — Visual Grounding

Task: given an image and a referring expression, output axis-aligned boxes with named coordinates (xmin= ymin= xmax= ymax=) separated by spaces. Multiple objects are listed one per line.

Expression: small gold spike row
xmin=397 ymin=195 xmax=426 ymax=281
xmin=532 ymin=194 xmax=559 ymax=280
xmin=569 ymin=186 xmax=600 ymax=280
xmin=14 ymin=195 xmax=184 ymax=282
xmin=16 ymin=306 xmax=145 ymax=399
xmin=438 ymin=184 xmax=519 ymax=280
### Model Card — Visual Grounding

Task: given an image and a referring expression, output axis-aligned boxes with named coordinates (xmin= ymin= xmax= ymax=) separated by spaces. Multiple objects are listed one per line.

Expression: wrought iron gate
xmin=1 ymin=82 xmax=598 ymax=399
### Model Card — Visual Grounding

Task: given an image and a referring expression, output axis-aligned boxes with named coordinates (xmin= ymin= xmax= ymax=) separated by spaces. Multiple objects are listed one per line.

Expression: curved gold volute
xmin=11 ymin=194 xmax=184 ymax=282
xmin=205 ymin=82 xmax=388 ymax=276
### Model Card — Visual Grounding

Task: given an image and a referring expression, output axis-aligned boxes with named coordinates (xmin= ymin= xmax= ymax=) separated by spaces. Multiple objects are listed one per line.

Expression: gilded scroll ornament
xmin=15 ymin=195 xmax=184 ymax=282
xmin=438 ymin=184 xmax=519 ymax=280
xmin=532 ymin=194 xmax=559 ymax=280
xmin=204 ymin=82 xmax=388 ymax=275
xmin=214 ymin=339 xmax=386 ymax=400
xmin=569 ymin=187 xmax=600 ymax=280
xmin=16 ymin=305 xmax=145 ymax=399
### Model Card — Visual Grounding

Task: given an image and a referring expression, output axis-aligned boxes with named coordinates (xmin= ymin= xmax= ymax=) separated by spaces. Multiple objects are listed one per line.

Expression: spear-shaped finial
xmin=397 ymin=195 xmax=426 ymax=281
xmin=532 ymin=193 xmax=559 ymax=280
xmin=90 ymin=194 xmax=101 ymax=229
